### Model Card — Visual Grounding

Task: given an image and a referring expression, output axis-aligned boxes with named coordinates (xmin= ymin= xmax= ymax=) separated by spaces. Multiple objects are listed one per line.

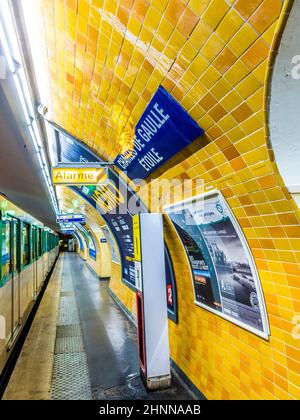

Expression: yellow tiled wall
xmin=27 ymin=0 xmax=300 ymax=399
xmin=109 ymin=262 xmax=136 ymax=316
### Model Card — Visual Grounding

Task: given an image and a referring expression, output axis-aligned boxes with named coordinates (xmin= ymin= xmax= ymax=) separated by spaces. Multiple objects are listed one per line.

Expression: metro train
xmin=0 ymin=195 xmax=59 ymax=374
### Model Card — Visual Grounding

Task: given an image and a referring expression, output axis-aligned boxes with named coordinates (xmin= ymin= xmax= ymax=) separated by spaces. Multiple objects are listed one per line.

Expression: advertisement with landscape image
xmin=165 ymin=191 xmax=269 ymax=338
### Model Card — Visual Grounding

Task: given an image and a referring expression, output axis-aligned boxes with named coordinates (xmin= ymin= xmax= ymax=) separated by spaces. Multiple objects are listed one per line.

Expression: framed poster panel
xmin=164 ymin=190 xmax=270 ymax=339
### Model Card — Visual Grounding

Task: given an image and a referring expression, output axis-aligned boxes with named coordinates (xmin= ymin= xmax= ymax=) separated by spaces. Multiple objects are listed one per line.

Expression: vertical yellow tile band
xmin=133 ymin=214 xmax=141 ymax=262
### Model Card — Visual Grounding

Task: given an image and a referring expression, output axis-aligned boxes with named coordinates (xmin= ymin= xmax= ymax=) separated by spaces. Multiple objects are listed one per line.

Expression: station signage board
xmin=57 ymin=214 xmax=86 ymax=223
xmin=52 ymin=166 xmax=108 ymax=185
xmin=114 ymin=86 xmax=204 ymax=180
xmin=53 ymin=130 xmax=178 ymax=323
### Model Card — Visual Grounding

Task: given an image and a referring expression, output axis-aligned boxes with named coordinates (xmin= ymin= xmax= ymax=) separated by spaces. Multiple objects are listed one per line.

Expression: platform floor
xmin=3 ymin=253 xmax=194 ymax=400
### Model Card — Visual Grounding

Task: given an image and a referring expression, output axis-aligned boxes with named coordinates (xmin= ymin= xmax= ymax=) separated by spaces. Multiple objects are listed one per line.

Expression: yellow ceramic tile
xmin=190 ymin=19 xmax=213 ymax=50
xmin=201 ymin=33 xmax=225 ymax=62
xmin=216 ymin=7 xmax=244 ymax=43
xmin=246 ymin=87 xmax=264 ymax=112
xmin=262 ymin=20 xmax=278 ymax=45
xmin=199 ymin=66 xmax=221 ymax=89
xmin=228 ymin=24 xmax=258 ymax=56
xmin=224 ymin=60 xmax=251 ymax=87
xmin=202 ymin=0 xmax=230 ymax=30
xmin=235 ymin=73 xmax=262 ymax=99
xmin=190 ymin=53 xmax=210 ymax=78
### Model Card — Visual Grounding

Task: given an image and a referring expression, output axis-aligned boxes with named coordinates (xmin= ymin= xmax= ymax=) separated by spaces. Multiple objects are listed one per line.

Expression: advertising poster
xmin=165 ymin=191 xmax=269 ymax=338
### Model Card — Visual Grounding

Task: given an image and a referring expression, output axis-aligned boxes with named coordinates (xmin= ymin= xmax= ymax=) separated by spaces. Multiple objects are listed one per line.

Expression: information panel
xmin=164 ymin=191 xmax=269 ymax=338
xmin=114 ymin=86 xmax=204 ymax=180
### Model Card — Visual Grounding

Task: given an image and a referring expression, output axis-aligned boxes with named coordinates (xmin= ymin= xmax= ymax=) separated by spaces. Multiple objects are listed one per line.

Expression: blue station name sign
xmin=114 ymin=86 xmax=204 ymax=180
xmin=57 ymin=214 xmax=86 ymax=223
xmin=62 ymin=230 xmax=75 ymax=235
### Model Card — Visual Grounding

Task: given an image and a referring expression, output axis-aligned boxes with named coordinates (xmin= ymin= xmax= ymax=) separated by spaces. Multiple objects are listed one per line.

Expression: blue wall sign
xmin=100 ymin=238 xmax=107 ymax=243
xmin=114 ymin=86 xmax=204 ymax=180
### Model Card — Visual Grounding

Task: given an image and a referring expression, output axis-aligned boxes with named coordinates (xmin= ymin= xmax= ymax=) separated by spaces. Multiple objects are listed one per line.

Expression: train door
xmin=3 ymin=217 xmax=20 ymax=348
xmin=10 ymin=218 xmax=20 ymax=335
xmin=32 ymin=226 xmax=38 ymax=297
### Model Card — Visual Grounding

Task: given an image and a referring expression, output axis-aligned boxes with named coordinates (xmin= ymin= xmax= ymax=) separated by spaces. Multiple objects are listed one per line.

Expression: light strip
xmin=18 ymin=68 xmax=35 ymax=116
xmin=0 ymin=20 xmax=15 ymax=72
xmin=0 ymin=0 xmax=59 ymax=215
xmin=13 ymin=73 xmax=32 ymax=125
xmin=0 ymin=0 xmax=21 ymax=63
xmin=45 ymin=121 xmax=57 ymax=167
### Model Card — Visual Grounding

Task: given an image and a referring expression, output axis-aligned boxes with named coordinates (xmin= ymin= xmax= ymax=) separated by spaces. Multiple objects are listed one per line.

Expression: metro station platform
xmin=3 ymin=253 xmax=195 ymax=401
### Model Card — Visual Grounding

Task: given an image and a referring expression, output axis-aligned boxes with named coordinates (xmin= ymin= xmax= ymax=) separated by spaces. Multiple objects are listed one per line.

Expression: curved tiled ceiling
xmin=21 ymin=0 xmax=282 ymax=165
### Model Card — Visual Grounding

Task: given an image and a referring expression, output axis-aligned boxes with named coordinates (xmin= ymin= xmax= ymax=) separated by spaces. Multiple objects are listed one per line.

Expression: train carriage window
xmin=12 ymin=220 xmax=18 ymax=271
xmin=32 ymin=227 xmax=37 ymax=261
xmin=21 ymin=223 xmax=30 ymax=267
xmin=37 ymin=228 xmax=42 ymax=257
xmin=44 ymin=231 xmax=47 ymax=254
xmin=41 ymin=230 xmax=44 ymax=254
xmin=1 ymin=220 xmax=11 ymax=277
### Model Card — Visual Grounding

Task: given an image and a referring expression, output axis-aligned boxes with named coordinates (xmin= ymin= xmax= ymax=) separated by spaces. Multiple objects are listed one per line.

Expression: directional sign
xmin=62 ymin=230 xmax=75 ymax=235
xmin=57 ymin=214 xmax=86 ymax=223
xmin=52 ymin=166 xmax=108 ymax=185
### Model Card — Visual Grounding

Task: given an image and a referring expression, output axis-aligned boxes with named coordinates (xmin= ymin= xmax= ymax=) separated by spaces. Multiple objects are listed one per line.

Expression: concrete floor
xmin=3 ymin=253 xmax=195 ymax=400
